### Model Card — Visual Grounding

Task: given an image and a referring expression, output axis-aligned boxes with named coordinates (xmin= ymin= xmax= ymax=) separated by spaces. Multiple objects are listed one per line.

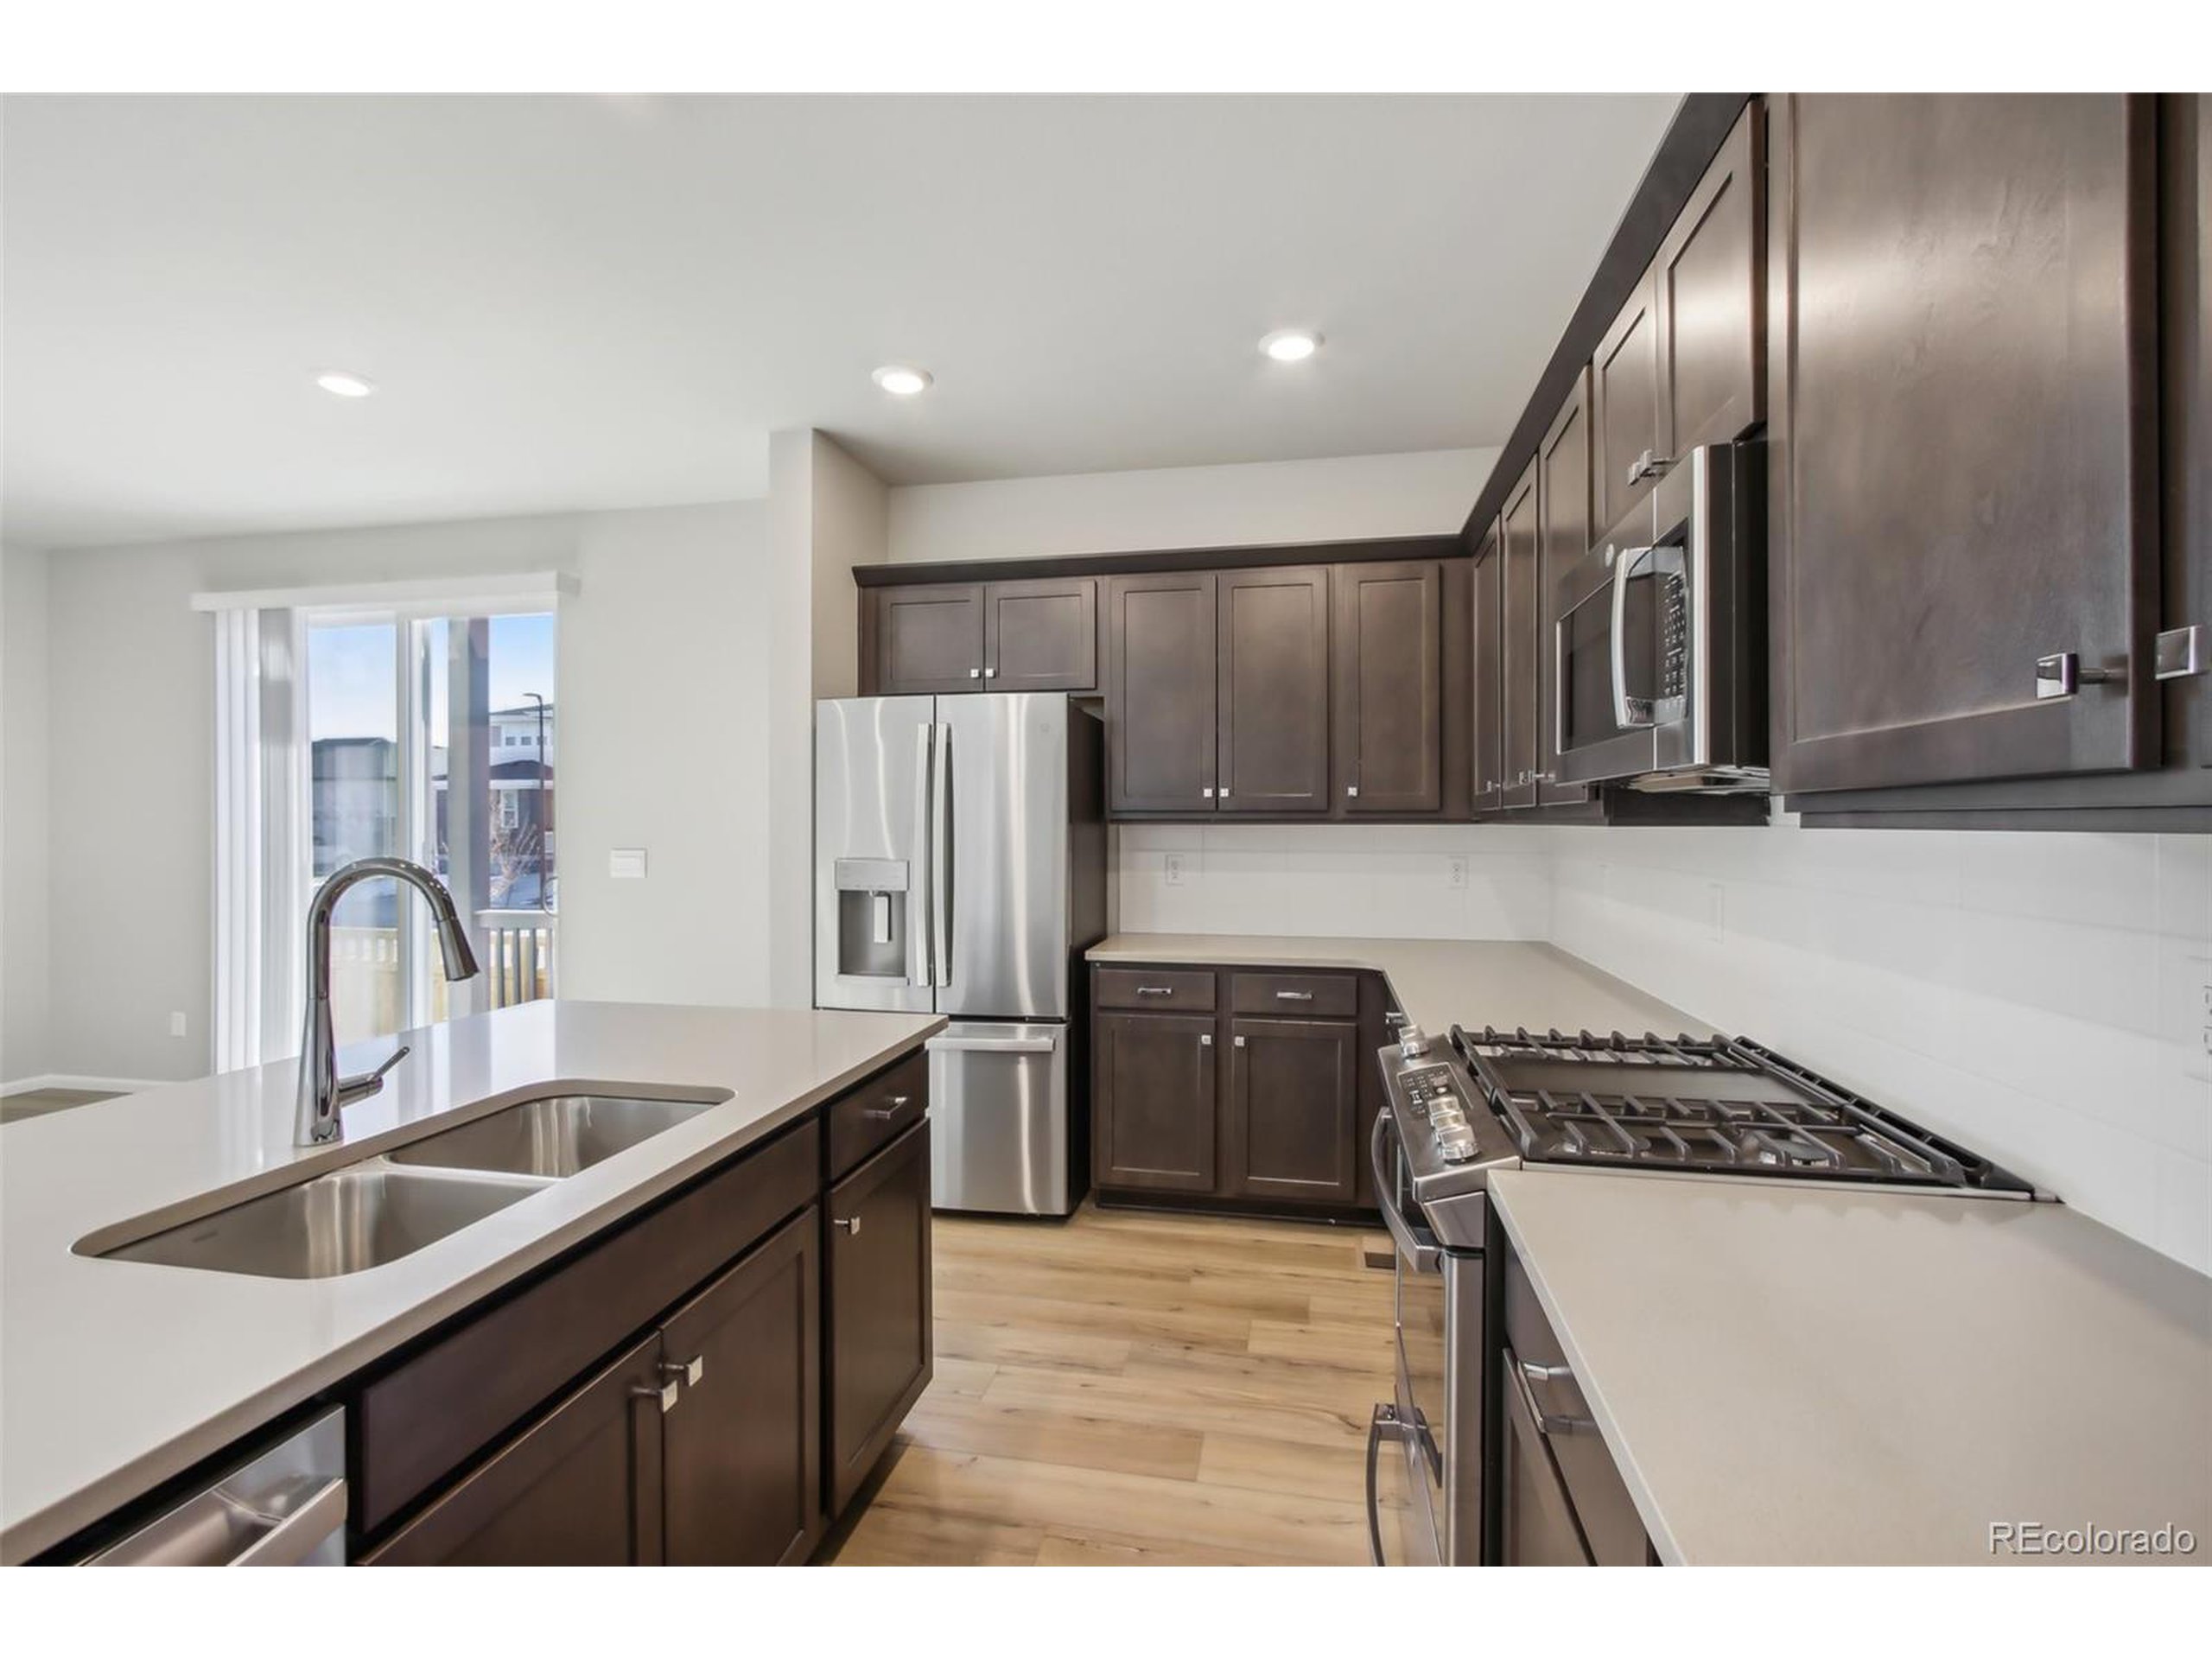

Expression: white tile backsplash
xmin=1111 ymin=818 xmax=2212 ymax=1274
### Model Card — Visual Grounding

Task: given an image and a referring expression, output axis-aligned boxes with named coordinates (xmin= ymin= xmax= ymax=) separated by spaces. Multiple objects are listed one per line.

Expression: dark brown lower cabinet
xmin=1225 ymin=1017 xmax=1358 ymax=1205
xmin=826 ymin=1122 xmax=933 ymax=1514
xmin=1499 ymin=1344 xmax=1594 ymax=1567
xmin=362 ymin=1335 xmax=665 ymax=1566
xmin=1093 ymin=1009 xmax=1218 ymax=1192
xmin=662 ymin=1209 xmax=822 ymax=1567
xmin=1092 ymin=965 xmax=1382 ymax=1215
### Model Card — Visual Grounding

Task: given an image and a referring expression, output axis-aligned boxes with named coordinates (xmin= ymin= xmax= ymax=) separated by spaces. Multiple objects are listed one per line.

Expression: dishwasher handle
xmin=925 ymin=1033 xmax=1058 ymax=1056
xmin=91 ymin=1474 xmax=346 ymax=1567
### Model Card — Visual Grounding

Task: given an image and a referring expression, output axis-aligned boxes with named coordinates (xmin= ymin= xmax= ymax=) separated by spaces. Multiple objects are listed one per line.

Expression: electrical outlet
xmin=1165 ymin=853 xmax=1188 ymax=887
xmin=1446 ymin=855 xmax=1469 ymax=889
xmin=168 ymin=1011 xmax=188 ymax=1038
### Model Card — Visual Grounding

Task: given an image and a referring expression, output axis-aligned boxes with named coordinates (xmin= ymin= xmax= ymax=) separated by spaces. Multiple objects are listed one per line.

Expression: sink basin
xmin=386 ymin=1093 xmax=721 ymax=1179
xmin=100 ymin=1164 xmax=537 ymax=1280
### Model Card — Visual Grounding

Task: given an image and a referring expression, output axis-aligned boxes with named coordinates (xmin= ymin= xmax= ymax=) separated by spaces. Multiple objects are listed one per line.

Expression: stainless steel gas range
xmin=1364 ymin=1021 xmax=2036 ymax=1567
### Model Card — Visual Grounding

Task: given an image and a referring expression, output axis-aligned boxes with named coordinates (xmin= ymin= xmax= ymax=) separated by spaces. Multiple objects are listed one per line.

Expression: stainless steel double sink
xmin=90 ymin=1093 xmax=727 ymax=1281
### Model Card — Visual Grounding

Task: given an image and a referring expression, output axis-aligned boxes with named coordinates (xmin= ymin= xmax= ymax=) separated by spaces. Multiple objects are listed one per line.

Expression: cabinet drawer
xmin=1503 ymin=1245 xmax=1649 ymax=1567
xmin=825 ymin=1046 xmax=929 ymax=1181
xmin=355 ymin=1119 xmax=819 ymax=1537
xmin=1228 ymin=970 xmax=1357 ymax=1019
xmin=1095 ymin=966 xmax=1216 ymax=1012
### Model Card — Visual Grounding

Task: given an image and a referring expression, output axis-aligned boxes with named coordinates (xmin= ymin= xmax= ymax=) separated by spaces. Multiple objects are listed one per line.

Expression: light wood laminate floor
xmin=825 ymin=1200 xmax=1395 ymax=1567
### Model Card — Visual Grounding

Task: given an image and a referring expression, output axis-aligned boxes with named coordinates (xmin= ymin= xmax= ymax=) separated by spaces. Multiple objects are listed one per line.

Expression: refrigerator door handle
xmin=930 ymin=722 xmax=952 ymax=988
xmin=909 ymin=721 xmax=934 ymax=987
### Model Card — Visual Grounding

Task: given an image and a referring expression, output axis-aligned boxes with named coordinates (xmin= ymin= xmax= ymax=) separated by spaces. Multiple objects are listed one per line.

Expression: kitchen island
xmin=0 ymin=998 xmax=942 ymax=1564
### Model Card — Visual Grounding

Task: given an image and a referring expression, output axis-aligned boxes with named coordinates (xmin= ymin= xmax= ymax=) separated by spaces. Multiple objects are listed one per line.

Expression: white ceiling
xmin=1 ymin=94 xmax=1680 ymax=550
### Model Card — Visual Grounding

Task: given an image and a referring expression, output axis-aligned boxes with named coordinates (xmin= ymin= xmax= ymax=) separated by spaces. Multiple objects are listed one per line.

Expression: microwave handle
xmin=1610 ymin=543 xmax=1658 ymax=730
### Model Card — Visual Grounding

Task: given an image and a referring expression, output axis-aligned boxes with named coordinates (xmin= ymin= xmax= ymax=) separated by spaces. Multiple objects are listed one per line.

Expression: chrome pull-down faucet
xmin=296 ymin=857 xmax=481 ymax=1146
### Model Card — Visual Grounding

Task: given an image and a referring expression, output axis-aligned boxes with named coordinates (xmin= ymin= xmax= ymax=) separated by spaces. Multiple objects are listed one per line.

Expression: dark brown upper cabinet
xmin=2171 ymin=95 xmax=2212 ymax=780
xmin=875 ymin=583 xmax=986 ymax=695
xmin=1224 ymin=1017 xmax=1359 ymax=1207
xmin=1471 ymin=523 xmax=1505 ymax=815
xmin=1106 ymin=570 xmax=1218 ymax=813
xmin=1093 ymin=1007 xmax=1218 ymax=1192
xmin=660 ymin=1210 xmax=822 ymax=1567
xmin=825 ymin=1122 xmax=933 ymax=1516
xmin=1769 ymin=93 xmax=2159 ymax=795
xmin=1334 ymin=561 xmax=1444 ymax=814
xmin=981 ymin=575 xmax=1097 ymax=691
xmin=874 ymin=577 xmax=1096 ymax=695
xmin=1499 ymin=461 xmax=1541 ymax=810
xmin=1535 ymin=372 xmax=1594 ymax=810
xmin=1592 ymin=104 xmax=1764 ymax=540
xmin=1657 ymin=103 xmax=1765 ymax=462
xmin=1592 ymin=265 xmax=1663 ymax=536
xmin=1217 ymin=566 xmax=1332 ymax=814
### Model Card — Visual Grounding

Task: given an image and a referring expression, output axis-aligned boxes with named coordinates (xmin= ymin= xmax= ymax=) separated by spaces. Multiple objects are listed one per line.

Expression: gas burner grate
xmin=1448 ymin=1027 xmax=2031 ymax=1193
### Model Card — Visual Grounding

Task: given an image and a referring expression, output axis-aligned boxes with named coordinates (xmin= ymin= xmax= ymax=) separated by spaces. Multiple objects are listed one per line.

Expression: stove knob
xmin=1436 ymin=1126 xmax=1478 ymax=1163
xmin=1396 ymin=1026 xmax=1431 ymax=1058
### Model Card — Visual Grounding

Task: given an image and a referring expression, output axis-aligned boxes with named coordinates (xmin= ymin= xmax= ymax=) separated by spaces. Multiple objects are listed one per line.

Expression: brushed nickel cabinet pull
xmin=1274 ymin=990 xmax=1314 ymax=1001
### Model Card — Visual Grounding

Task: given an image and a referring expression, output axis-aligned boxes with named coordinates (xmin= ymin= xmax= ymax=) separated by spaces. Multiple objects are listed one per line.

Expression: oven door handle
xmin=1609 ymin=543 xmax=1658 ymax=730
xmin=1364 ymin=1402 xmax=1408 ymax=1567
xmin=1370 ymin=1111 xmax=1440 ymax=1274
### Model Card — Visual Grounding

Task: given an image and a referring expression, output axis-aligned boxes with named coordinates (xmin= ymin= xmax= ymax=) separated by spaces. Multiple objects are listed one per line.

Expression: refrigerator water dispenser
xmin=833 ymin=857 xmax=911 ymax=978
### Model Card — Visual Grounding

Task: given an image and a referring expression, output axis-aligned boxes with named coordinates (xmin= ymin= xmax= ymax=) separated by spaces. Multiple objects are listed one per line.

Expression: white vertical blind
xmin=211 ymin=607 xmax=306 ymax=1072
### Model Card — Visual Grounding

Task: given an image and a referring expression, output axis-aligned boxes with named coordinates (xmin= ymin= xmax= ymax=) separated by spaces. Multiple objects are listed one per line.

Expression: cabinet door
xmin=1471 ymin=522 xmax=1504 ymax=813
xmin=1217 ymin=566 xmax=1332 ymax=814
xmin=1770 ymin=94 xmax=2158 ymax=793
xmin=2166 ymin=93 xmax=2212 ymax=776
xmin=1499 ymin=461 xmax=1542 ymax=810
xmin=877 ymin=584 xmax=985 ymax=694
xmin=1657 ymin=101 xmax=1764 ymax=458
xmin=983 ymin=576 xmax=1097 ymax=691
xmin=826 ymin=1122 xmax=933 ymax=1515
xmin=1225 ymin=1018 xmax=1359 ymax=1206
xmin=362 ymin=1335 xmax=664 ymax=1566
xmin=1535 ymin=372 xmax=1594 ymax=809
xmin=660 ymin=1208 xmax=822 ymax=1566
xmin=1334 ymin=561 xmax=1443 ymax=813
xmin=1093 ymin=1010 xmax=1217 ymax=1192
xmin=1591 ymin=263 xmax=1664 ymax=533
xmin=1106 ymin=572 xmax=1217 ymax=812
xmin=1499 ymin=1347 xmax=1594 ymax=1567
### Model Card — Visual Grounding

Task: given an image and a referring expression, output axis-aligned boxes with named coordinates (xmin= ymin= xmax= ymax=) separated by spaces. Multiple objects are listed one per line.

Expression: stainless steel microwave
xmin=1552 ymin=442 xmax=1768 ymax=792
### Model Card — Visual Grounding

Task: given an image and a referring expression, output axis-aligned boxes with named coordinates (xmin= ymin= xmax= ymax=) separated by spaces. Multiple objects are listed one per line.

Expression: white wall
xmin=1 ymin=544 xmax=54 ymax=1083
xmin=33 ymin=500 xmax=772 ymax=1080
xmin=886 ymin=448 xmax=1495 ymax=563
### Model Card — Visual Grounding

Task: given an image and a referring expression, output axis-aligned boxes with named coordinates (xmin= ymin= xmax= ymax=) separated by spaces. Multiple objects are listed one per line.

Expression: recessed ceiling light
xmin=1260 ymin=329 xmax=1323 ymax=364
xmin=872 ymin=365 xmax=933 ymax=396
xmin=315 ymin=371 xmax=378 ymax=398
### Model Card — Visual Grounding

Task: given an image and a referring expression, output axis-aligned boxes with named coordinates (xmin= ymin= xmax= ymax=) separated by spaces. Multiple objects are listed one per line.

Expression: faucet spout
xmin=296 ymin=857 xmax=482 ymax=1147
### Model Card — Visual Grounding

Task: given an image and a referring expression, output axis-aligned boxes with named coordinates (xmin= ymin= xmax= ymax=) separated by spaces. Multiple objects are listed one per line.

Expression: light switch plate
xmin=168 ymin=1011 xmax=188 ymax=1038
xmin=609 ymin=849 xmax=648 ymax=880
xmin=1446 ymin=855 xmax=1469 ymax=889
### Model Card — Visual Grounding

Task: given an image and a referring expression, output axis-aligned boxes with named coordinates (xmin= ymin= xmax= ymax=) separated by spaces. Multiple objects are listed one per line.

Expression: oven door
xmin=1367 ymin=1111 xmax=1469 ymax=1565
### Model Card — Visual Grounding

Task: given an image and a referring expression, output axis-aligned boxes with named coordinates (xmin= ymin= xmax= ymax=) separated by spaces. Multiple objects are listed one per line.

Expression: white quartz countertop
xmin=0 ymin=999 xmax=941 ymax=1562
xmin=1490 ymin=1167 xmax=2212 ymax=1564
xmin=1087 ymin=933 xmax=1697 ymax=1037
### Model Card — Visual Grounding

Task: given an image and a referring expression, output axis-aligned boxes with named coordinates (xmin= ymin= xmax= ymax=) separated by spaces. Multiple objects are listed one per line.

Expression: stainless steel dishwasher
xmin=86 ymin=1408 xmax=346 ymax=1565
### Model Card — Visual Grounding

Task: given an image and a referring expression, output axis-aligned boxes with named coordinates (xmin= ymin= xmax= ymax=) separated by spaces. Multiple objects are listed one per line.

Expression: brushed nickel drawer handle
xmin=1135 ymin=985 xmax=1175 ymax=996
xmin=1274 ymin=990 xmax=1314 ymax=1002
xmin=661 ymin=1355 xmax=705 ymax=1387
xmin=863 ymin=1094 xmax=912 ymax=1121
xmin=834 ymin=1216 xmax=861 ymax=1236
xmin=633 ymin=1380 xmax=680 ymax=1414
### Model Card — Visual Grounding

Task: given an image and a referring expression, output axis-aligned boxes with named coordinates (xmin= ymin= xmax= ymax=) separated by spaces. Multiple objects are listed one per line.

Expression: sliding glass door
xmin=302 ymin=607 xmax=557 ymax=1049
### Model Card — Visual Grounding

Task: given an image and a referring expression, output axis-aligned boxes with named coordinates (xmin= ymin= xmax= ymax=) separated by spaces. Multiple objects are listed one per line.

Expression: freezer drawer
xmin=927 ymin=1021 xmax=1072 ymax=1215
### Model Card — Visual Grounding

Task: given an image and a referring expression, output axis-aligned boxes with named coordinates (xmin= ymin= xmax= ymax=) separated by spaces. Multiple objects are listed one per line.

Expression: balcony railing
xmin=327 ymin=910 xmax=556 ymax=1037
xmin=478 ymin=908 xmax=557 ymax=1008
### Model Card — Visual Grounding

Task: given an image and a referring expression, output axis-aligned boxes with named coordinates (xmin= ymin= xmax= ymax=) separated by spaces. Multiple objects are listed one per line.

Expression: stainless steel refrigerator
xmin=815 ymin=693 xmax=1105 ymax=1215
